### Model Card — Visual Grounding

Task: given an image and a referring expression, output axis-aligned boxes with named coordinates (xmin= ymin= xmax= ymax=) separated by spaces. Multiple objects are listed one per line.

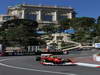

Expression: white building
xmin=8 ymin=4 xmax=76 ymax=26
xmin=0 ymin=15 xmax=15 ymax=22
xmin=0 ymin=15 xmax=15 ymax=27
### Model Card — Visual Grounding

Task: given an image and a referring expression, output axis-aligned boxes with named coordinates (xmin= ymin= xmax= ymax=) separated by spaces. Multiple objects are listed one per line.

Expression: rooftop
xmin=8 ymin=4 xmax=74 ymax=10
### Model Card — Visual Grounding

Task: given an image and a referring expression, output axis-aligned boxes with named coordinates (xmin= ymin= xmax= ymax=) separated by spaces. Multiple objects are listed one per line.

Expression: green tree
xmin=42 ymin=25 xmax=58 ymax=33
xmin=70 ymin=17 xmax=96 ymax=43
xmin=59 ymin=18 xmax=71 ymax=30
xmin=0 ymin=19 xmax=39 ymax=46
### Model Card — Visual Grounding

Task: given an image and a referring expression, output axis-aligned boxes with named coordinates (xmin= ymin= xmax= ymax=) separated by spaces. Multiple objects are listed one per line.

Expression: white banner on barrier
xmin=94 ymin=43 xmax=100 ymax=48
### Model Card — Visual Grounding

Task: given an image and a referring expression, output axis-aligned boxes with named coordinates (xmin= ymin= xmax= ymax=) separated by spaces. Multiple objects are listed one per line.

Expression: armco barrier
xmin=4 ymin=52 xmax=36 ymax=56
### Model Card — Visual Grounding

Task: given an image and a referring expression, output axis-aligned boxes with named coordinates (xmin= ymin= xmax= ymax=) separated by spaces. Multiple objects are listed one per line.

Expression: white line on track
xmin=0 ymin=59 xmax=8 ymax=62
xmin=75 ymin=56 xmax=91 ymax=58
xmin=76 ymin=62 xmax=100 ymax=68
xmin=0 ymin=59 xmax=77 ymax=75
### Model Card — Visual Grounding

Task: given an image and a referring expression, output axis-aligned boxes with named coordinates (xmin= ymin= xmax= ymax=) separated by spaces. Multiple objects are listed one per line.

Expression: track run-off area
xmin=0 ymin=50 xmax=100 ymax=75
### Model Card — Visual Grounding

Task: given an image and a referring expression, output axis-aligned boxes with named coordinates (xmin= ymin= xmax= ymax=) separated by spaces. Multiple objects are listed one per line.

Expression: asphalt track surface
xmin=0 ymin=49 xmax=100 ymax=75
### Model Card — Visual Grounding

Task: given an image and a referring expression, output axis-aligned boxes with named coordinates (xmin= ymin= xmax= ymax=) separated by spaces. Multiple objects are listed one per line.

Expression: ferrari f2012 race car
xmin=36 ymin=54 xmax=75 ymax=66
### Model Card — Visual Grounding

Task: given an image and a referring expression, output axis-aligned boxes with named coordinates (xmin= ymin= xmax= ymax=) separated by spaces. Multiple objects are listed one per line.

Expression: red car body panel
xmin=41 ymin=56 xmax=66 ymax=63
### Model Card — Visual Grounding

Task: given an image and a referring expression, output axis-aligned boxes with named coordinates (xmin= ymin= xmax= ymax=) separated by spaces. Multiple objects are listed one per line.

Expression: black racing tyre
xmin=36 ymin=56 xmax=41 ymax=61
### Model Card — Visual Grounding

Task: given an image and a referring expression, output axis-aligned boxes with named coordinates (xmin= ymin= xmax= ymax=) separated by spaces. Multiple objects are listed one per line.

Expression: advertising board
xmin=94 ymin=43 xmax=100 ymax=48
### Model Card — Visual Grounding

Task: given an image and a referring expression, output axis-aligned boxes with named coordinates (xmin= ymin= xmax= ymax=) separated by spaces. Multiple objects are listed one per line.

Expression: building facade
xmin=8 ymin=4 xmax=76 ymax=26
xmin=0 ymin=15 xmax=15 ymax=27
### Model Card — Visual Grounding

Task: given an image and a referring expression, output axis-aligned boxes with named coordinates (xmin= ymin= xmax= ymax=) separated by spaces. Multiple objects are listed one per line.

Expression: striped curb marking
xmin=75 ymin=62 xmax=100 ymax=68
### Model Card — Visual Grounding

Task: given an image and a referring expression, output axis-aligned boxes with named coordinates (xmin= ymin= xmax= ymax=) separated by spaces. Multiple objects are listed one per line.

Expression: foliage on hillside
xmin=0 ymin=19 xmax=46 ymax=47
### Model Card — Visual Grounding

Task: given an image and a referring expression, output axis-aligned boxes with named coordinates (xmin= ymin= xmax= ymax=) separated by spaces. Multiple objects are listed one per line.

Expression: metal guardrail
xmin=62 ymin=41 xmax=81 ymax=51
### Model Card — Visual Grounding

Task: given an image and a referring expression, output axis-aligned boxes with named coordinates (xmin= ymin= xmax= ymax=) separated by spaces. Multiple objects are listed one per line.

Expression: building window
xmin=42 ymin=15 xmax=52 ymax=21
xmin=25 ymin=14 xmax=37 ymax=20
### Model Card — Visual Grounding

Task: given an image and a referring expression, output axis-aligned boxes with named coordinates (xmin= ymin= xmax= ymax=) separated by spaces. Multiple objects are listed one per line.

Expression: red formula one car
xmin=36 ymin=54 xmax=75 ymax=66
